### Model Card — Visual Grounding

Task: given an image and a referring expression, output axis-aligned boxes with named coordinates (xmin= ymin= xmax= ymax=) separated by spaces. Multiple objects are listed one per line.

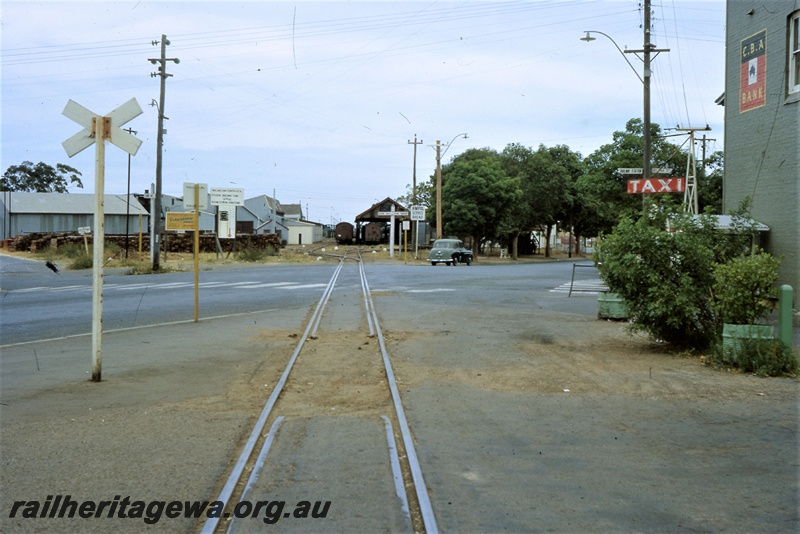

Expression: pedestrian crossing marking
xmin=550 ymin=279 xmax=608 ymax=295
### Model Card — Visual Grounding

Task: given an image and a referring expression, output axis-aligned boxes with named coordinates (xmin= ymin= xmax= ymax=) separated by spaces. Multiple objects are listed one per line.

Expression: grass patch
xmin=236 ymin=244 xmax=278 ymax=262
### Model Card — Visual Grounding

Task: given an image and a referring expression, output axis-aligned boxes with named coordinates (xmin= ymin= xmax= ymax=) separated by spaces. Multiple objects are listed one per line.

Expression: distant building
xmin=1 ymin=192 xmax=149 ymax=239
xmin=285 ymin=219 xmax=323 ymax=246
xmin=281 ymin=203 xmax=305 ymax=221
xmin=722 ymin=0 xmax=799 ymax=290
xmin=0 ymin=191 xmax=324 ymax=247
xmin=239 ymin=195 xmax=285 ymax=237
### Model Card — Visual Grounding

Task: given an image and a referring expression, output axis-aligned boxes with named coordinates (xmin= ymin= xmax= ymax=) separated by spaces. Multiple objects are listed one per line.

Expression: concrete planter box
xmin=597 ymin=292 xmax=628 ymax=320
xmin=721 ymin=323 xmax=775 ymax=360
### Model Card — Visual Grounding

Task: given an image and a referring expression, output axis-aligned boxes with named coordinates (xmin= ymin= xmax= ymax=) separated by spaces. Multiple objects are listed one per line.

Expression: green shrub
xmin=713 ymin=252 xmax=779 ymax=324
xmin=69 ymin=253 xmax=93 ymax=270
xmin=594 ymin=204 xmax=759 ymax=349
xmin=709 ymin=337 xmax=799 ymax=377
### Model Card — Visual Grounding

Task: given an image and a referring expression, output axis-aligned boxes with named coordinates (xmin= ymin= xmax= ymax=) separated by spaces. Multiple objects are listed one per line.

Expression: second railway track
xmin=199 ymin=251 xmax=437 ymax=533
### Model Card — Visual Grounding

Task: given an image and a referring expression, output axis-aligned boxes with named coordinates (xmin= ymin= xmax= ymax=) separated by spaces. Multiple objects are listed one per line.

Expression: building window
xmin=791 ymin=11 xmax=800 ymax=94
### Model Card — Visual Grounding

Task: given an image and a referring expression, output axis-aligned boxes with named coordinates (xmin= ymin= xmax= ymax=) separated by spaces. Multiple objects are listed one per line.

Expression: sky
xmin=1 ymin=0 xmax=727 ymax=224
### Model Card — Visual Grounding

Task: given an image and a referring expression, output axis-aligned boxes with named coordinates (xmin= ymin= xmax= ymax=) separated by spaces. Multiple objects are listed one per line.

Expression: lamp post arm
xmin=440 ymin=132 xmax=469 ymax=161
xmin=582 ymin=31 xmax=643 ymax=84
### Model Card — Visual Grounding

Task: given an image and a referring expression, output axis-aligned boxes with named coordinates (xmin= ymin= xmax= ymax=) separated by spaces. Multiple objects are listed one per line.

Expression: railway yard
xmin=1 ymin=252 xmax=798 ymax=533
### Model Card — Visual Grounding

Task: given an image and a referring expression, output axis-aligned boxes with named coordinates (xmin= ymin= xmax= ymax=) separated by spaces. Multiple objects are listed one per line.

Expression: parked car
xmin=428 ymin=239 xmax=473 ymax=266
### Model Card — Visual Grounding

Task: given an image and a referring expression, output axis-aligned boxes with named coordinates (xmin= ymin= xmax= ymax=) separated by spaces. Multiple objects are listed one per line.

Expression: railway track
xmin=199 ymin=250 xmax=437 ymax=533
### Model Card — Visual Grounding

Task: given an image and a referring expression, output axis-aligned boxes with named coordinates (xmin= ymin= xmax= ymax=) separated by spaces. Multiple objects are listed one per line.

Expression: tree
xmin=1 ymin=161 xmax=83 ymax=192
xmin=396 ymin=179 xmax=433 ymax=211
xmin=501 ymin=144 xmax=573 ymax=258
xmin=440 ymin=148 xmax=520 ymax=254
xmin=698 ymin=150 xmax=723 ymax=214
xmin=580 ymin=119 xmax=685 ymax=236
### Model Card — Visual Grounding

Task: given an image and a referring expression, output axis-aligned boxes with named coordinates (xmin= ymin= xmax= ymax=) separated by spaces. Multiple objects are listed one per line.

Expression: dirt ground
xmin=2 ymin=255 xmax=797 ymax=533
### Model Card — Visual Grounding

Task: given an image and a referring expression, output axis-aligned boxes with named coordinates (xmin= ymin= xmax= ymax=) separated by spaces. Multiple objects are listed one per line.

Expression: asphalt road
xmin=1 ymin=254 xmax=796 ymax=533
xmin=0 ymin=255 xmax=600 ymax=345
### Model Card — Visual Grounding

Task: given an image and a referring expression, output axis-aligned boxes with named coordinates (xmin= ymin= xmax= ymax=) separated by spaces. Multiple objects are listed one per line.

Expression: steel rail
xmin=226 ymin=417 xmax=285 ymax=534
xmin=359 ymin=260 xmax=439 ymax=534
xmin=200 ymin=259 xmax=344 ymax=534
xmin=202 ymin=253 xmax=436 ymax=533
xmin=358 ymin=251 xmax=376 ymax=337
xmin=310 ymin=253 xmax=347 ymax=337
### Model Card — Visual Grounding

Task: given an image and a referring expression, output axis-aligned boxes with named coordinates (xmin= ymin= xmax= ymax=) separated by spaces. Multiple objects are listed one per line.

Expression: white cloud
xmin=2 ymin=0 xmax=728 ymax=222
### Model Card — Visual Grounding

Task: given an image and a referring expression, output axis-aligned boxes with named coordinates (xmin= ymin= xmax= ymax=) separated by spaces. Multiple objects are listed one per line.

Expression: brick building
xmin=722 ymin=1 xmax=799 ymax=290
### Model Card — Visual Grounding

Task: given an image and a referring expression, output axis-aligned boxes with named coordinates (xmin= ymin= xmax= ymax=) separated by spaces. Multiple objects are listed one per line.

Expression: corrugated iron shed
xmin=5 ymin=192 xmax=147 ymax=215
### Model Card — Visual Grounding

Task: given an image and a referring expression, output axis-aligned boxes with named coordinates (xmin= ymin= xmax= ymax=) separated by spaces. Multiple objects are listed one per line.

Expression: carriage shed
xmin=1 ymin=192 xmax=149 ymax=240
xmin=354 ymin=197 xmax=409 ymax=246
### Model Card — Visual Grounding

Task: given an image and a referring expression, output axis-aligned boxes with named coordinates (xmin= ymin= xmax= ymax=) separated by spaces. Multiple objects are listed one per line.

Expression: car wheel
xmin=431 ymin=262 xmax=437 ymax=266
xmin=452 ymin=256 xmax=459 ymax=266
xmin=445 ymin=261 xmax=451 ymax=266
xmin=465 ymin=258 xmax=471 ymax=266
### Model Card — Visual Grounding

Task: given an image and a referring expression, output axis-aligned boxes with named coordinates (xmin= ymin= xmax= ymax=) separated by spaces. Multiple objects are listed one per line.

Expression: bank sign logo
xmin=740 ymin=29 xmax=767 ymax=113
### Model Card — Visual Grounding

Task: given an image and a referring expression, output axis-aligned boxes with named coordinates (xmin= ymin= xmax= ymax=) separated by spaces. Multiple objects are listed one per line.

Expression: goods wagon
xmin=335 ymin=222 xmax=354 ymax=244
xmin=362 ymin=222 xmax=383 ymax=244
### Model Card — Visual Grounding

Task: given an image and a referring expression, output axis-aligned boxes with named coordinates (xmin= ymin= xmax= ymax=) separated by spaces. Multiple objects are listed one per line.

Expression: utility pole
xmin=408 ymin=135 xmax=423 ymax=203
xmin=432 ymin=133 xmax=468 ymax=240
xmin=623 ymin=0 xmax=668 ymax=194
xmin=408 ymin=135 xmax=423 ymax=254
xmin=643 ymin=0 xmax=652 ymax=184
xmin=123 ymin=127 xmax=136 ymax=259
xmin=699 ymin=134 xmax=716 ymax=170
xmin=435 ymin=140 xmax=442 ymax=240
xmin=149 ymin=35 xmax=179 ymax=270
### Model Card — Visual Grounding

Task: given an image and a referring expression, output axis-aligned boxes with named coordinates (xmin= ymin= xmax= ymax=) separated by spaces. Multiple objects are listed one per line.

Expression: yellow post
xmin=138 ymin=213 xmax=143 ymax=259
xmin=404 ymin=227 xmax=408 ymax=262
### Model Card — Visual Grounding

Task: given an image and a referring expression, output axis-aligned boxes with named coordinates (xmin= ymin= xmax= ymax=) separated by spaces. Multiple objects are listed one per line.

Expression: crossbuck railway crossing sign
xmin=61 ymin=98 xmax=143 ymax=383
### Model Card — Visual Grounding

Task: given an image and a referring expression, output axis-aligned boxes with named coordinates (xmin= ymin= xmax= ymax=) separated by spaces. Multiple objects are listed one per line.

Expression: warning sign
xmin=166 ymin=212 xmax=195 ymax=231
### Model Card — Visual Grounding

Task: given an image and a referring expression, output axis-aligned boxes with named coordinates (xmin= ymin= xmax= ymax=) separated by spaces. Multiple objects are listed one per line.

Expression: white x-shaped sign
xmin=62 ymin=98 xmax=143 ymax=158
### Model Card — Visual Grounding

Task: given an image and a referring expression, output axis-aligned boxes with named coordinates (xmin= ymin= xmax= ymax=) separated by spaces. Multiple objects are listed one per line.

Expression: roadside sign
xmin=410 ymin=205 xmax=426 ymax=221
xmin=618 ymin=167 xmax=672 ymax=175
xmin=183 ymin=182 xmax=208 ymax=211
xmin=166 ymin=212 xmax=195 ymax=231
xmin=378 ymin=211 xmax=409 ymax=217
xmin=210 ymin=187 xmax=244 ymax=206
xmin=627 ymin=177 xmax=685 ymax=194
xmin=217 ymin=204 xmax=236 ymax=238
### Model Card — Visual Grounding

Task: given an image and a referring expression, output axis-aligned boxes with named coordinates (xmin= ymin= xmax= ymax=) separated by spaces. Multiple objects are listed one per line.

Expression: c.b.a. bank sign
xmin=740 ymin=29 xmax=767 ymax=113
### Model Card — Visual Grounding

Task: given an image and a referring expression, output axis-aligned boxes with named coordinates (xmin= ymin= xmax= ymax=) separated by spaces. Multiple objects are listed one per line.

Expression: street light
xmin=434 ymin=133 xmax=468 ymax=239
xmin=581 ymin=13 xmax=668 ymax=187
xmin=580 ymin=31 xmax=642 ymax=83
